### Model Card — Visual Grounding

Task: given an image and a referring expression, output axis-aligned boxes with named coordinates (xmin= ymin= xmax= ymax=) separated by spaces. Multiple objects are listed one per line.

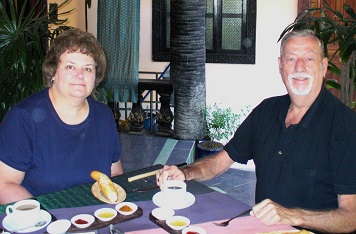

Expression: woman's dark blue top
xmin=0 ymin=88 xmax=121 ymax=196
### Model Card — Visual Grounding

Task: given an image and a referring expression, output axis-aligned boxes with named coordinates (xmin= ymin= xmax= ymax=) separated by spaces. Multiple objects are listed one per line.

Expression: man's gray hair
xmin=280 ymin=29 xmax=325 ymax=57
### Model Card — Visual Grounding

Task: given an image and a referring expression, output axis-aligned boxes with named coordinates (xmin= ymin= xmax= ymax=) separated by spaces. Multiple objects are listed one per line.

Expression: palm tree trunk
xmin=170 ymin=0 xmax=206 ymax=140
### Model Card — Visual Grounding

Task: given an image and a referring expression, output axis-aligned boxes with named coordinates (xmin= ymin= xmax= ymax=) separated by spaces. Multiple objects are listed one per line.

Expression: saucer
xmin=152 ymin=191 xmax=195 ymax=210
xmin=2 ymin=209 xmax=51 ymax=233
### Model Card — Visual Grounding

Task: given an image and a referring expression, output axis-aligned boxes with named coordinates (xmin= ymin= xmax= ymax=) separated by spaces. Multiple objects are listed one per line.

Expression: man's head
xmin=278 ymin=29 xmax=328 ymax=99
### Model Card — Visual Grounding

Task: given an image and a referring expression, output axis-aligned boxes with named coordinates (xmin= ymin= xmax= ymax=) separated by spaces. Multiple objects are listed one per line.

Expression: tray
xmin=149 ymin=212 xmax=181 ymax=234
xmin=68 ymin=207 xmax=143 ymax=232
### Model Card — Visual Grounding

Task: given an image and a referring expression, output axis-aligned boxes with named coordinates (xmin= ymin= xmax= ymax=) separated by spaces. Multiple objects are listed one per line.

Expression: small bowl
xmin=46 ymin=219 xmax=71 ymax=234
xmin=182 ymin=225 xmax=207 ymax=234
xmin=71 ymin=214 xmax=95 ymax=229
xmin=94 ymin=207 xmax=117 ymax=222
xmin=115 ymin=202 xmax=138 ymax=215
xmin=152 ymin=207 xmax=175 ymax=220
xmin=166 ymin=216 xmax=190 ymax=231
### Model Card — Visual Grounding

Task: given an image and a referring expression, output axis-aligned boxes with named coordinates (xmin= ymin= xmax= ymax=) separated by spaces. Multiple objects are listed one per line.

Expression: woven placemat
xmin=0 ymin=164 xmax=213 ymax=213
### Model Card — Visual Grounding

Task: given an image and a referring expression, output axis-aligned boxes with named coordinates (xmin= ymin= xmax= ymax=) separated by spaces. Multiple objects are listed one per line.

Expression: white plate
xmin=182 ymin=225 xmax=207 ymax=234
xmin=2 ymin=209 xmax=51 ymax=233
xmin=152 ymin=191 xmax=195 ymax=210
xmin=46 ymin=219 xmax=71 ymax=234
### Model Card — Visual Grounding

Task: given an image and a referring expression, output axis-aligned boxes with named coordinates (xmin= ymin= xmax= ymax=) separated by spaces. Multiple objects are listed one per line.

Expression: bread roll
xmin=90 ymin=170 xmax=118 ymax=203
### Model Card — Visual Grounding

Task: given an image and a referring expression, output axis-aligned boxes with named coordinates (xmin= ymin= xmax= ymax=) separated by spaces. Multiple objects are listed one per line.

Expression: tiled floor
xmin=119 ymin=132 xmax=256 ymax=207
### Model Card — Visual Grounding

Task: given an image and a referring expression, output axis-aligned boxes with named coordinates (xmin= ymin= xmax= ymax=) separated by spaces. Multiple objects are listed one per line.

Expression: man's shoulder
xmin=257 ymin=94 xmax=290 ymax=110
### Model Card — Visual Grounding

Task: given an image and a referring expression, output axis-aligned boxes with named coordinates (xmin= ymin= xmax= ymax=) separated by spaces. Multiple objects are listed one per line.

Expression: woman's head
xmin=42 ymin=28 xmax=106 ymax=89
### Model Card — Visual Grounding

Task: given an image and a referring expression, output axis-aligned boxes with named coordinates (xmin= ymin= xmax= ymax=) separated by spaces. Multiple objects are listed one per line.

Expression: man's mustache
xmin=288 ymin=72 xmax=312 ymax=79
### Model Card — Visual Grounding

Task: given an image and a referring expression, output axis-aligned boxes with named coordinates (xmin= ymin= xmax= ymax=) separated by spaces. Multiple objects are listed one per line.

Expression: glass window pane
xmin=166 ymin=18 xmax=170 ymax=48
xmin=222 ymin=0 xmax=242 ymax=14
xmin=207 ymin=0 xmax=214 ymax=14
xmin=222 ymin=18 xmax=242 ymax=50
xmin=206 ymin=18 xmax=213 ymax=50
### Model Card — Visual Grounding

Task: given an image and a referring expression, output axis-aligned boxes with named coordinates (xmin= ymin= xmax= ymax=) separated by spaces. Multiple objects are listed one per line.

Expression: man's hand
xmin=156 ymin=165 xmax=185 ymax=190
xmin=252 ymin=196 xmax=356 ymax=233
xmin=251 ymin=199 xmax=298 ymax=226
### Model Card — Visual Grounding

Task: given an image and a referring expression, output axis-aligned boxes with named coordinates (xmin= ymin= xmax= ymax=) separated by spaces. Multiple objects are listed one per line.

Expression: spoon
xmin=10 ymin=220 xmax=46 ymax=233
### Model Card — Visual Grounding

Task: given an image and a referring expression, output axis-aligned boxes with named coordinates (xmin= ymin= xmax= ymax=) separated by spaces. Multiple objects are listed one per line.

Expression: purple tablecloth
xmin=0 ymin=191 xmax=250 ymax=233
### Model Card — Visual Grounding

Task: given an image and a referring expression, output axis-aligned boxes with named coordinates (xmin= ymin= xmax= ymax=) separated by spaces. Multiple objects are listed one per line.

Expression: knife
xmin=109 ymin=224 xmax=125 ymax=234
xmin=125 ymin=185 xmax=159 ymax=193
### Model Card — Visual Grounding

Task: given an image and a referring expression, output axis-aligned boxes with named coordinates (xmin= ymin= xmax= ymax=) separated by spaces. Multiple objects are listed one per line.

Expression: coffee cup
xmin=163 ymin=180 xmax=187 ymax=204
xmin=5 ymin=199 xmax=41 ymax=228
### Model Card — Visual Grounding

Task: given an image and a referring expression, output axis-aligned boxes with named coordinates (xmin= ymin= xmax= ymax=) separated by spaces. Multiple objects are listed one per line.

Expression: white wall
xmin=66 ymin=0 xmax=298 ymax=113
xmin=139 ymin=0 xmax=298 ymax=113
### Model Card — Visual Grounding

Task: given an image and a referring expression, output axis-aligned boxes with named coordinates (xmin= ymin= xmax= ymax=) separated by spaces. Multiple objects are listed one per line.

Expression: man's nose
xmin=295 ymin=58 xmax=306 ymax=72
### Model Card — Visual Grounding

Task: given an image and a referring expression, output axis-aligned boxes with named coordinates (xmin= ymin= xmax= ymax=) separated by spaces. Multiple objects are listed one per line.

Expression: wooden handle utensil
xmin=127 ymin=163 xmax=187 ymax=182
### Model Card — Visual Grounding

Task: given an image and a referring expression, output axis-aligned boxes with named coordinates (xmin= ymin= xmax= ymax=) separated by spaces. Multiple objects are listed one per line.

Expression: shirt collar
xmin=277 ymin=87 xmax=326 ymax=129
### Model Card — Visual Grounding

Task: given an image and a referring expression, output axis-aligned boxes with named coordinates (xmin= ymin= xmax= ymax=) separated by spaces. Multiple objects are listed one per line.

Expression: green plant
xmin=0 ymin=0 xmax=72 ymax=121
xmin=279 ymin=0 xmax=356 ymax=109
xmin=203 ymin=104 xmax=250 ymax=144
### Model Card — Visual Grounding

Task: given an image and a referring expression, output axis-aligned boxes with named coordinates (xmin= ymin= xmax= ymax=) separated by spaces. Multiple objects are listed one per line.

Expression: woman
xmin=0 ymin=28 xmax=123 ymax=204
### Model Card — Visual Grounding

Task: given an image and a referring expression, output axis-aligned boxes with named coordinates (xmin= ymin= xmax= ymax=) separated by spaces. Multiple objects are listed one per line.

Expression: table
xmin=0 ymin=165 xmax=297 ymax=233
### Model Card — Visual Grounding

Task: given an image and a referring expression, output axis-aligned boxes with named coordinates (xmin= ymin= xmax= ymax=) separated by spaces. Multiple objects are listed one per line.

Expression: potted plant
xmin=196 ymin=104 xmax=250 ymax=159
xmin=0 ymin=0 xmax=73 ymax=121
xmin=279 ymin=0 xmax=356 ymax=109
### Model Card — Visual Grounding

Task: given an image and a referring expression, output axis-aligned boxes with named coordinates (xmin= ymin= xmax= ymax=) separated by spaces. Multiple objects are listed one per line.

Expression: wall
xmin=47 ymin=0 xmax=86 ymax=31
xmin=139 ymin=0 xmax=298 ymax=113
xmin=61 ymin=0 xmax=298 ymax=113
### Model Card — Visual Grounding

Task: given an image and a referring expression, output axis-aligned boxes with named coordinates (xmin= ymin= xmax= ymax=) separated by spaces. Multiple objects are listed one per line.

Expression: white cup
xmin=5 ymin=199 xmax=41 ymax=227
xmin=163 ymin=180 xmax=187 ymax=204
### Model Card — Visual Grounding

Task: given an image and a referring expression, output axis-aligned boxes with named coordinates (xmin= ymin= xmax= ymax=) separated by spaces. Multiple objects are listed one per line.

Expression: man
xmin=156 ymin=29 xmax=356 ymax=233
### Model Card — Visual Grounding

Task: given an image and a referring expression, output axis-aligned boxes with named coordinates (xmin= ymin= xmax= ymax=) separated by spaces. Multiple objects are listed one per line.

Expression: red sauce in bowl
xmin=75 ymin=219 xmax=88 ymax=224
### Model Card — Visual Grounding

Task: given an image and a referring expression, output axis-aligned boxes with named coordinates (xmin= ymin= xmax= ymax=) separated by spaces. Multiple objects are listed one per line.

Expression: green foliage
xmin=0 ymin=0 xmax=72 ymax=121
xmin=279 ymin=0 xmax=356 ymax=109
xmin=203 ymin=104 xmax=250 ymax=143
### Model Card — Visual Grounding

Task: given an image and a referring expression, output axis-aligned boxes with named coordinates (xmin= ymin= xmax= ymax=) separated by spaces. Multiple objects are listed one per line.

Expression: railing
xmin=116 ymin=69 xmax=174 ymax=136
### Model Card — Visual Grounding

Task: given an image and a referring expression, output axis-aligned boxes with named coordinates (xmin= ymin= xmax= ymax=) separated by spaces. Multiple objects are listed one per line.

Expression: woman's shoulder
xmin=87 ymin=98 xmax=113 ymax=117
xmin=4 ymin=89 xmax=49 ymax=118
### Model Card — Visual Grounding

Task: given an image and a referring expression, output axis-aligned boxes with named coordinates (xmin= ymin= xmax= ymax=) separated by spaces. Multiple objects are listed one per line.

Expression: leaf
xmin=324 ymin=79 xmax=341 ymax=90
xmin=344 ymin=4 xmax=356 ymax=20
xmin=0 ymin=0 xmax=72 ymax=121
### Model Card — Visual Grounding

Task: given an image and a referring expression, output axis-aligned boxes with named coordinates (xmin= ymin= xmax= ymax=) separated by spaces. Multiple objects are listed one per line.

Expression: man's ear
xmin=322 ymin=57 xmax=328 ymax=77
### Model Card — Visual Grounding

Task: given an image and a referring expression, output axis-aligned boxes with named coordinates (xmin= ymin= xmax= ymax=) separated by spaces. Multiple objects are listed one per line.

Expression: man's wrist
xmin=182 ymin=168 xmax=189 ymax=181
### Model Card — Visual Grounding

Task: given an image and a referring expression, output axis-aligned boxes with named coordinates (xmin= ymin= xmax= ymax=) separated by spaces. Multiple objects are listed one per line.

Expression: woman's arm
xmin=0 ymin=161 xmax=33 ymax=204
xmin=111 ymin=160 xmax=124 ymax=177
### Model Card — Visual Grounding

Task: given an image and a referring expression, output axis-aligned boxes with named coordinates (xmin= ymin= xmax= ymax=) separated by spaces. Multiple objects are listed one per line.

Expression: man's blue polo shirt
xmin=225 ymin=87 xmax=356 ymax=210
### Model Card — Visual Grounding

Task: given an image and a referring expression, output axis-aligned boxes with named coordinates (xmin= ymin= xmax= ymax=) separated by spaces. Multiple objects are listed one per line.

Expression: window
xmin=152 ymin=0 xmax=256 ymax=64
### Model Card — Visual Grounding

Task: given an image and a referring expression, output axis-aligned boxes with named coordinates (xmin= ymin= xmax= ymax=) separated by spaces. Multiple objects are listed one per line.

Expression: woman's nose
xmin=75 ymin=69 xmax=85 ymax=78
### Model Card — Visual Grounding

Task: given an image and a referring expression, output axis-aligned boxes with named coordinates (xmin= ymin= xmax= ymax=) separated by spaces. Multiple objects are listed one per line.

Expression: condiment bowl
xmin=46 ymin=219 xmax=71 ymax=234
xmin=182 ymin=225 xmax=207 ymax=234
xmin=94 ymin=207 xmax=117 ymax=222
xmin=70 ymin=214 xmax=95 ymax=229
xmin=115 ymin=202 xmax=137 ymax=215
xmin=166 ymin=215 xmax=190 ymax=230
xmin=152 ymin=207 xmax=175 ymax=220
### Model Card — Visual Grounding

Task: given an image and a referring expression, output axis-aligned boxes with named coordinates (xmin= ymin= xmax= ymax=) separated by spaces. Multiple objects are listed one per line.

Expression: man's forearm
xmin=182 ymin=151 xmax=233 ymax=181
xmin=293 ymin=207 xmax=356 ymax=233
